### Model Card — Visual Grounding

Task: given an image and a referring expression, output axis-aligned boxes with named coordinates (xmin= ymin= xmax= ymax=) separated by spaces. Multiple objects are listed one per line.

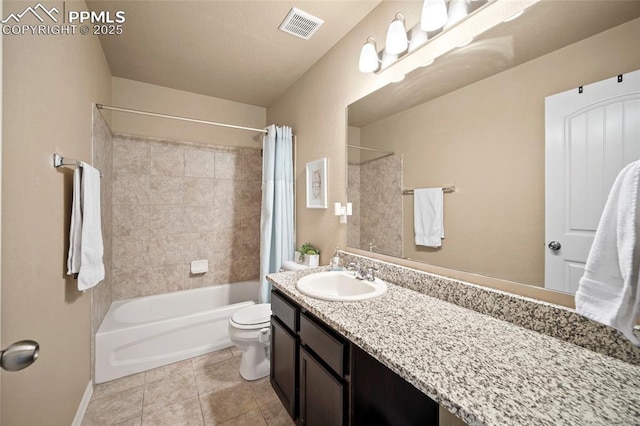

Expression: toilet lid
xmin=231 ymin=303 xmax=271 ymax=326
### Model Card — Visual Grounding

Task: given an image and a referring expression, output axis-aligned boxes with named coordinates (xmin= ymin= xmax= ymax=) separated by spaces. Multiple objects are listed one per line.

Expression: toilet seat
xmin=230 ymin=303 xmax=271 ymax=330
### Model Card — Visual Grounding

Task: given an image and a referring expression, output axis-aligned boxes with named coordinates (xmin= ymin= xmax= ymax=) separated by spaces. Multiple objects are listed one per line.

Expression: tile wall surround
xmin=346 ymin=162 xmax=360 ymax=248
xmin=349 ymin=154 xmax=403 ymax=257
xmin=339 ymin=251 xmax=640 ymax=365
xmin=91 ymin=106 xmax=113 ymax=380
xmin=111 ymin=132 xmax=262 ymax=300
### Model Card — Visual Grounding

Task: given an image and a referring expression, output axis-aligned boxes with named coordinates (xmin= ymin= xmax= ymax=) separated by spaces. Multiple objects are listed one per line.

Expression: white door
xmin=545 ymin=70 xmax=640 ymax=293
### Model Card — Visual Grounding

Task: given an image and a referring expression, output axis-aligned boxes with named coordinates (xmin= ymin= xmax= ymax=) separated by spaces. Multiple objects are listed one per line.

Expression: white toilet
xmin=228 ymin=260 xmax=309 ymax=380
xmin=228 ymin=303 xmax=272 ymax=380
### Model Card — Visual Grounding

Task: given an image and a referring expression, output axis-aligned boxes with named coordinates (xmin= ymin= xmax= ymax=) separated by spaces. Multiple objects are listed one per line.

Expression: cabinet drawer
xmin=299 ymin=313 xmax=346 ymax=377
xmin=271 ymin=290 xmax=298 ymax=332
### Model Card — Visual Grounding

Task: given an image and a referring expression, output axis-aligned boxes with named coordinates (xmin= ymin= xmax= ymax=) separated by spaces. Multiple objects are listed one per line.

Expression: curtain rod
xmin=96 ymin=104 xmax=269 ymax=134
xmin=347 ymin=144 xmax=395 ymax=155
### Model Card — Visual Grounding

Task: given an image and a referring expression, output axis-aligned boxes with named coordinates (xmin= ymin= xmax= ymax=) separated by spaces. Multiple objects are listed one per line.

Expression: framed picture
xmin=306 ymin=157 xmax=328 ymax=209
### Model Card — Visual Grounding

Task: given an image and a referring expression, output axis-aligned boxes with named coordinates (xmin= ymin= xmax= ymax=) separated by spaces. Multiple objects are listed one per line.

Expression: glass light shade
xmin=421 ymin=0 xmax=448 ymax=32
xmin=444 ymin=0 xmax=468 ymax=29
xmin=385 ymin=17 xmax=408 ymax=55
xmin=358 ymin=40 xmax=379 ymax=73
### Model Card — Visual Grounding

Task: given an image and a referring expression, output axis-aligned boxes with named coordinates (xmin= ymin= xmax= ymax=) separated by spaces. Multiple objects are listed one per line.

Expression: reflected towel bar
xmin=403 ymin=186 xmax=455 ymax=195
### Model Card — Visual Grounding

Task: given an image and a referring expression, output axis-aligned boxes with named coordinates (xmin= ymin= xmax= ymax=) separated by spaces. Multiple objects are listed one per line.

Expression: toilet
xmin=228 ymin=260 xmax=309 ymax=380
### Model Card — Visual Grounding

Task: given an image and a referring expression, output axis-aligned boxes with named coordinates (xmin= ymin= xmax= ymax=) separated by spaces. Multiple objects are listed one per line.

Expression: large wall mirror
xmin=347 ymin=1 xmax=640 ymax=296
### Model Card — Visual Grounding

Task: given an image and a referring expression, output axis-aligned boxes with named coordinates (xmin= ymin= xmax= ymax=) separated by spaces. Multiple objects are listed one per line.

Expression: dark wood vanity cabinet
xmin=270 ymin=291 xmax=299 ymax=418
xmin=352 ymin=345 xmax=438 ymax=426
xmin=271 ymin=289 xmax=438 ymax=426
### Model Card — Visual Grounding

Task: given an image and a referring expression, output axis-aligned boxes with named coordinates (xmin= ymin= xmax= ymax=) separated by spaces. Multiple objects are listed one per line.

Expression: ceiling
xmin=87 ymin=1 xmax=381 ymax=107
xmin=348 ymin=0 xmax=640 ymax=127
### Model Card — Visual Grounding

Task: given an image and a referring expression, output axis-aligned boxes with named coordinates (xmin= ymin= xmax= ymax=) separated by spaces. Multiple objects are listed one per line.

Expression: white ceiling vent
xmin=278 ymin=7 xmax=324 ymax=40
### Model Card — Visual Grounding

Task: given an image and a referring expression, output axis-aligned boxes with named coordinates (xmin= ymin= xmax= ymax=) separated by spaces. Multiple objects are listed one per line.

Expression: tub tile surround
xmin=348 ymin=155 xmax=404 ymax=257
xmin=111 ymin=133 xmax=261 ymax=300
xmin=267 ymin=258 xmax=640 ymax=425
xmin=82 ymin=348 xmax=293 ymax=426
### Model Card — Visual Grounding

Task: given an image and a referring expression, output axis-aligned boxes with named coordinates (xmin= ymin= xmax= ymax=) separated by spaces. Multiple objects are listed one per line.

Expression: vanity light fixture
xmin=503 ymin=9 xmax=525 ymax=22
xmin=358 ymin=36 xmax=380 ymax=73
xmin=385 ymin=13 xmax=409 ymax=55
xmin=421 ymin=58 xmax=435 ymax=67
xmin=357 ymin=0 xmax=489 ymax=74
xmin=334 ymin=202 xmax=353 ymax=224
xmin=421 ymin=0 xmax=448 ymax=32
xmin=455 ymin=37 xmax=474 ymax=48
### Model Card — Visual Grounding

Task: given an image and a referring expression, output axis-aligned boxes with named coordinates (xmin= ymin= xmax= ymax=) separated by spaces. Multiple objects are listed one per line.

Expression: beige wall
xmin=268 ymin=6 xmax=640 ymax=273
xmin=1 ymin=1 xmax=112 ymax=424
xmin=111 ymin=77 xmax=266 ymax=148
xmin=356 ymin=17 xmax=640 ymax=286
xmin=267 ymin=1 xmax=424 ymax=263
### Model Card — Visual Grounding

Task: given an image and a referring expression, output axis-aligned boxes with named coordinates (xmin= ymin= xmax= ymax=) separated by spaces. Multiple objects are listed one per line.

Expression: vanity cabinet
xmin=270 ymin=291 xmax=299 ymax=418
xmin=271 ymin=289 xmax=438 ymax=426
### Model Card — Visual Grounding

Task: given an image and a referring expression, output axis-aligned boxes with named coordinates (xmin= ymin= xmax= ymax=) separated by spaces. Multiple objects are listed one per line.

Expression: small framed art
xmin=306 ymin=157 xmax=328 ymax=209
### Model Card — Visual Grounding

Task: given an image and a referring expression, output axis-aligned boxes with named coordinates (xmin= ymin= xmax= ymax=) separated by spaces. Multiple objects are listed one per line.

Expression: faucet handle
xmin=365 ymin=266 xmax=378 ymax=282
xmin=346 ymin=262 xmax=359 ymax=271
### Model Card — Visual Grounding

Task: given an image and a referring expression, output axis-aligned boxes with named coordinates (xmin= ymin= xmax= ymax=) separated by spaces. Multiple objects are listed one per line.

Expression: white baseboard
xmin=72 ymin=380 xmax=93 ymax=426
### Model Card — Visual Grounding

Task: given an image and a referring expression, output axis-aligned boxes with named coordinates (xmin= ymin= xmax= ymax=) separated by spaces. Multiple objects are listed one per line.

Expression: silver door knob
xmin=548 ymin=241 xmax=562 ymax=251
xmin=1 ymin=340 xmax=39 ymax=371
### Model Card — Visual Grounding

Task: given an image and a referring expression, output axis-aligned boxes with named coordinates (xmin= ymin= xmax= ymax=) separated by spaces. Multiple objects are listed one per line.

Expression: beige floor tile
xmin=93 ymin=372 xmax=146 ymax=400
xmin=145 ymin=359 xmax=193 ymax=384
xmin=143 ymin=369 xmax=198 ymax=413
xmin=191 ymin=348 xmax=234 ymax=370
xmin=230 ymin=347 xmax=243 ymax=358
xmin=141 ymin=397 xmax=204 ymax=426
xmin=200 ymin=383 xmax=258 ymax=425
xmin=194 ymin=357 xmax=243 ymax=395
xmin=82 ymin=386 xmax=144 ymax=426
xmin=260 ymin=399 xmax=295 ymax=426
xmin=247 ymin=377 xmax=278 ymax=409
xmin=217 ymin=409 xmax=268 ymax=426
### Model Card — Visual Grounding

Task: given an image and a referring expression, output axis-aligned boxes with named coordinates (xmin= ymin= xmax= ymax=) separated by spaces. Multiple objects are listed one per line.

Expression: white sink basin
xmin=296 ymin=271 xmax=387 ymax=302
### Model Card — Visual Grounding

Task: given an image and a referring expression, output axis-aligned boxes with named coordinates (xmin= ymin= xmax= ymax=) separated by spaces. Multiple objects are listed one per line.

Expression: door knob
xmin=1 ymin=340 xmax=39 ymax=371
xmin=548 ymin=241 xmax=562 ymax=251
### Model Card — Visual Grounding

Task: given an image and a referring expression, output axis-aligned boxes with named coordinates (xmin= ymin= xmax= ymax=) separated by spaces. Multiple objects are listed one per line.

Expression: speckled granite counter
xmin=267 ymin=268 xmax=640 ymax=426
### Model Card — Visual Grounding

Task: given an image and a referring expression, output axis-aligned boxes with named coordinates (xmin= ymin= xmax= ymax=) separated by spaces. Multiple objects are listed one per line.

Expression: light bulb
xmin=445 ymin=0 xmax=468 ymax=29
xmin=421 ymin=0 xmax=448 ymax=32
xmin=385 ymin=13 xmax=408 ymax=55
xmin=358 ymin=37 xmax=380 ymax=73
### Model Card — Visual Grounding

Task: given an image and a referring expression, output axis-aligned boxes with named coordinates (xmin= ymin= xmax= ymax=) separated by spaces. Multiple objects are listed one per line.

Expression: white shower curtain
xmin=259 ymin=125 xmax=295 ymax=303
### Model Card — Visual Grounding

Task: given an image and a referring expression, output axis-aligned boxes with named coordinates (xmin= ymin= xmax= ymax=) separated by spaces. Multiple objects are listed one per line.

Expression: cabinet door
xmin=352 ymin=345 xmax=438 ymax=426
xmin=299 ymin=346 xmax=344 ymax=426
xmin=271 ymin=318 xmax=297 ymax=419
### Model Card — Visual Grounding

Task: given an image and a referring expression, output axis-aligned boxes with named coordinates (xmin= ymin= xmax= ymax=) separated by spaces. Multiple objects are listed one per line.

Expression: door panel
xmin=545 ymin=69 xmax=640 ymax=293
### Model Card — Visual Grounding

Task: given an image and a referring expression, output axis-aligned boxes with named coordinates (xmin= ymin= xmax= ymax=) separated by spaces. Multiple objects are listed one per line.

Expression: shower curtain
xmin=259 ymin=125 xmax=295 ymax=303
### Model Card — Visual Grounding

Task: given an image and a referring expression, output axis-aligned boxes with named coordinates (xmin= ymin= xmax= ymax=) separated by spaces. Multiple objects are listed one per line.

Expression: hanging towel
xmin=575 ymin=160 xmax=640 ymax=346
xmin=66 ymin=167 xmax=83 ymax=275
xmin=77 ymin=162 xmax=105 ymax=291
xmin=414 ymin=188 xmax=444 ymax=248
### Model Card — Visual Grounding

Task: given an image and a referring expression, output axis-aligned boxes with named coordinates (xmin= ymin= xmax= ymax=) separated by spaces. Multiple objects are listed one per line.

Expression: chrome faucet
xmin=346 ymin=262 xmax=378 ymax=282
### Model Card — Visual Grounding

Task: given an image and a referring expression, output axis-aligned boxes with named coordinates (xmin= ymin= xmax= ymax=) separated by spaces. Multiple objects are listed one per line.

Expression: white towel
xmin=77 ymin=163 xmax=105 ymax=291
xmin=575 ymin=160 xmax=640 ymax=345
xmin=414 ymin=188 xmax=444 ymax=248
xmin=66 ymin=167 xmax=83 ymax=275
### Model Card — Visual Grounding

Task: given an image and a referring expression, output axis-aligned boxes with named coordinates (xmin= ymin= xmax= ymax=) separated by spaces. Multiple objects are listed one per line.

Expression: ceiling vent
xmin=278 ymin=7 xmax=324 ymax=40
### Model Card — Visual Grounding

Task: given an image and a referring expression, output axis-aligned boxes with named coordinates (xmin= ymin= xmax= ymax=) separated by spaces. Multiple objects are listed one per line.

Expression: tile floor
xmin=82 ymin=347 xmax=294 ymax=426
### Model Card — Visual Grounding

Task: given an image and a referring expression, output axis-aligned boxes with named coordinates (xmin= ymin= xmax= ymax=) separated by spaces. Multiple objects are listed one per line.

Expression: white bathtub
xmin=95 ymin=280 xmax=260 ymax=383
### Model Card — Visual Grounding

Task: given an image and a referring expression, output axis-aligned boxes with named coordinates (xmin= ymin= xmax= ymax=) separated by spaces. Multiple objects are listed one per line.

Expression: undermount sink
xmin=296 ymin=271 xmax=388 ymax=302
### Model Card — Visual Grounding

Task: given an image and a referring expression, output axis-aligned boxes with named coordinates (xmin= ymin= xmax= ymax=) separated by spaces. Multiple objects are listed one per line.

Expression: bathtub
xmin=95 ymin=280 xmax=260 ymax=383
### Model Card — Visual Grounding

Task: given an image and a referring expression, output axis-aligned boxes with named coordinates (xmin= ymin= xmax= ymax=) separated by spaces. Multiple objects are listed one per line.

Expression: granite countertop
xmin=267 ymin=268 xmax=640 ymax=426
